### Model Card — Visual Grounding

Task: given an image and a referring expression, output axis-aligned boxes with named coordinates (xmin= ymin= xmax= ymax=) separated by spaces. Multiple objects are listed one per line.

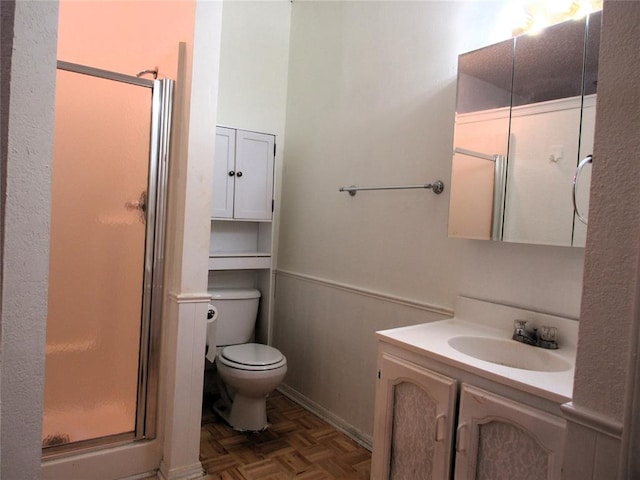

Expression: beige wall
xmin=215 ymin=0 xmax=291 ymax=269
xmin=274 ymin=0 xmax=585 ymax=440
xmin=277 ymin=1 xmax=584 ymax=316
xmin=217 ymin=1 xmax=290 ymax=134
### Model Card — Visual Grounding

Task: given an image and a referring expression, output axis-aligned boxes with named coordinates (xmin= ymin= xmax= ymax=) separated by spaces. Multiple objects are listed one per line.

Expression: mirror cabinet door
xmin=573 ymin=10 xmax=601 ymax=247
xmin=448 ymin=39 xmax=513 ymax=240
xmin=502 ymin=17 xmax=587 ymax=246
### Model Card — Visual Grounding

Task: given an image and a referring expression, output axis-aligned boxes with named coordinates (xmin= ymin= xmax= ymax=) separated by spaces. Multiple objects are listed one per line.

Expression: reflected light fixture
xmin=509 ymin=0 xmax=603 ymax=36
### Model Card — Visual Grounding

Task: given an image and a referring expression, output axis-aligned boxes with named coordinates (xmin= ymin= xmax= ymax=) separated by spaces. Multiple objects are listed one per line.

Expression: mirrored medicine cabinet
xmin=448 ymin=10 xmax=601 ymax=247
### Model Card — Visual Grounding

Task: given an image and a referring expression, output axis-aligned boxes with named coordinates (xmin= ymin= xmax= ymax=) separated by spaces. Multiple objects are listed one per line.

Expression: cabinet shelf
xmin=209 ymin=252 xmax=271 ymax=257
xmin=210 ymin=217 xmax=272 ymax=223
xmin=208 ymin=253 xmax=271 ymax=271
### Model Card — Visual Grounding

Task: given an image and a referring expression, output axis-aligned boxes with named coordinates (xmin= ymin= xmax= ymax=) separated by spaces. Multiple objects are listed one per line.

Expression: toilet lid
xmin=220 ymin=343 xmax=286 ymax=370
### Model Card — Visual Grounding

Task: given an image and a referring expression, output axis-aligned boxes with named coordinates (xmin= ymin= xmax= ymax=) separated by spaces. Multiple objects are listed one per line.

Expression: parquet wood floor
xmin=200 ymin=391 xmax=371 ymax=479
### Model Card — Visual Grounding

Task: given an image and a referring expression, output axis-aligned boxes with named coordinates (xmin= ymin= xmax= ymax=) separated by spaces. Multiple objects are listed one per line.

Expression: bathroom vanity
xmin=371 ymin=296 xmax=577 ymax=480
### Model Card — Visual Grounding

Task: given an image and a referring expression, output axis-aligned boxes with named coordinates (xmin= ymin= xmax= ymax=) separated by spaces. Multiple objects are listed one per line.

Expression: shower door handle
xmin=125 ymin=191 xmax=147 ymax=223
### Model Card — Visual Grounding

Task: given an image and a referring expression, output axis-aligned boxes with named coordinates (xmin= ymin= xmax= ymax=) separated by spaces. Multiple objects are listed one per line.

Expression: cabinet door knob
xmin=228 ymin=170 xmax=235 ymax=176
xmin=236 ymin=171 xmax=243 ymax=177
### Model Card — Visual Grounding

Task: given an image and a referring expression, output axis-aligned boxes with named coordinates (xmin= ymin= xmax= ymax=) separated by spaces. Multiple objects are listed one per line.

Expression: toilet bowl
xmin=215 ymin=343 xmax=287 ymax=431
xmin=207 ymin=288 xmax=287 ymax=431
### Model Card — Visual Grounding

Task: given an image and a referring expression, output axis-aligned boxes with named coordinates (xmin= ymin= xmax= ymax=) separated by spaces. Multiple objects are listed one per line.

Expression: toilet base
xmin=213 ymin=395 xmax=270 ymax=432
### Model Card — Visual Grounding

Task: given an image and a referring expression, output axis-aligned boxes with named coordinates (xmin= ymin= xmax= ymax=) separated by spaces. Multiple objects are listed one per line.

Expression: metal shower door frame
xmin=55 ymin=60 xmax=173 ymax=444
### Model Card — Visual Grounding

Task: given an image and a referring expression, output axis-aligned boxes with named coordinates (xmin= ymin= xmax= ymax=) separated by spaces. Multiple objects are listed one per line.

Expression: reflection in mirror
xmin=502 ymin=17 xmax=586 ymax=246
xmin=573 ymin=10 xmax=601 ymax=247
xmin=448 ymin=11 xmax=601 ymax=247
xmin=448 ymin=40 xmax=513 ymax=240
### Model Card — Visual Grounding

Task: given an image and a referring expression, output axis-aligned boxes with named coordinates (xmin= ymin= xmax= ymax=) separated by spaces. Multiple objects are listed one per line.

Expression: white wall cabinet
xmin=212 ymin=126 xmax=275 ymax=221
xmin=210 ymin=126 xmax=276 ymax=271
xmin=371 ymin=345 xmax=566 ymax=480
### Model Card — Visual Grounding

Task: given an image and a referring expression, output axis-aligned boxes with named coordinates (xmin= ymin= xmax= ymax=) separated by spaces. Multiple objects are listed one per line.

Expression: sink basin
xmin=448 ymin=336 xmax=571 ymax=372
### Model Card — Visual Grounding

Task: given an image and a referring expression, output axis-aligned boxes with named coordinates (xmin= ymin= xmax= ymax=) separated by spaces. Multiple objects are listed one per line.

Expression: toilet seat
xmin=218 ymin=343 xmax=286 ymax=371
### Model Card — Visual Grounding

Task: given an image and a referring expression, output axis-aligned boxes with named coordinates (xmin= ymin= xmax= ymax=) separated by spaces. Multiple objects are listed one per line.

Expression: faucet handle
xmin=513 ymin=319 xmax=528 ymax=334
xmin=537 ymin=325 xmax=559 ymax=349
xmin=538 ymin=325 xmax=557 ymax=342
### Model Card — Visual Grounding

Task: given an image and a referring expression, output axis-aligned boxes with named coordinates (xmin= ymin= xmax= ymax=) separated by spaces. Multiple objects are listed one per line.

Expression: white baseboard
xmin=277 ymin=384 xmax=373 ymax=451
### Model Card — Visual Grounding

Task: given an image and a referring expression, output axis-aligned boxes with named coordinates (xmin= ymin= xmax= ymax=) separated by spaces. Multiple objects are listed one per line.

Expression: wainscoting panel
xmin=272 ymin=270 xmax=452 ymax=442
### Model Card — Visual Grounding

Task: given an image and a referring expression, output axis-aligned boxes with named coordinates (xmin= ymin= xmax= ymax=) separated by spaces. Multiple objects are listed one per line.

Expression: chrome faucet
xmin=512 ymin=320 xmax=538 ymax=346
xmin=512 ymin=320 xmax=558 ymax=349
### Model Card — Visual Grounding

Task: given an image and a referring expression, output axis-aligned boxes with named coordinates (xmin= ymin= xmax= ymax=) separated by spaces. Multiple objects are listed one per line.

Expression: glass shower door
xmin=43 ymin=64 xmax=170 ymax=449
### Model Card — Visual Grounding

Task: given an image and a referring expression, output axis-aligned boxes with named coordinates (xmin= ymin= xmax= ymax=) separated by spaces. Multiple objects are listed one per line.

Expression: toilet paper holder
xmin=205 ymin=304 xmax=218 ymax=363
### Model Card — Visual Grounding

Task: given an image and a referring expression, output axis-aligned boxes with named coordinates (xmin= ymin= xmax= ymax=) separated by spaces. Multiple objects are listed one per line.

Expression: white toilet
xmin=207 ymin=288 xmax=287 ymax=431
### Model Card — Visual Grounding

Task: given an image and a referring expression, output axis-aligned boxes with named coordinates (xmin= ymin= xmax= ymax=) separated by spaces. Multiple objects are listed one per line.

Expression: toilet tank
xmin=209 ymin=288 xmax=261 ymax=346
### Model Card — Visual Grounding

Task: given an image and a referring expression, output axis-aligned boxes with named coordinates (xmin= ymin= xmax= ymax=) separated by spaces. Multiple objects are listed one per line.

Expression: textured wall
xmin=1 ymin=1 xmax=58 ymax=478
xmin=572 ymin=0 xmax=640 ymax=424
xmin=561 ymin=3 xmax=640 ymax=478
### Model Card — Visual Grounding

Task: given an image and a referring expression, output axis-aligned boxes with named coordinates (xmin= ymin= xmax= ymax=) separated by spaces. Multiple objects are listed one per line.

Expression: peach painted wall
xmin=57 ymin=0 xmax=195 ymax=80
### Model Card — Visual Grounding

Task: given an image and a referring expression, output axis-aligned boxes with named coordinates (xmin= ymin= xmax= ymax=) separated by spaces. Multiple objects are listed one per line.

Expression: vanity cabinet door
xmin=454 ymin=384 xmax=566 ymax=480
xmin=372 ymin=353 xmax=457 ymax=480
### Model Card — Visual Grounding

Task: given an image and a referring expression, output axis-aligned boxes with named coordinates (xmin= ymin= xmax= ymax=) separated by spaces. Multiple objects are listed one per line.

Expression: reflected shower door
xmin=43 ymin=64 xmax=170 ymax=450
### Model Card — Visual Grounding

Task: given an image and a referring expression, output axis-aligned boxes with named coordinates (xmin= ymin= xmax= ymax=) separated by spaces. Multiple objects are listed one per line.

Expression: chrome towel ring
xmin=572 ymin=154 xmax=592 ymax=225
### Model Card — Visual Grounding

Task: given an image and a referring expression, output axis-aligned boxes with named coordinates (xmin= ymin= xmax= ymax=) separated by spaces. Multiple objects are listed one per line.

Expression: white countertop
xmin=376 ymin=296 xmax=577 ymax=404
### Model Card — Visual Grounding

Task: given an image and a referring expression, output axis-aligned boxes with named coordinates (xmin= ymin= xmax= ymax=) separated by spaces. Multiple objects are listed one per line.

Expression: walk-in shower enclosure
xmin=43 ymin=61 xmax=172 ymax=453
